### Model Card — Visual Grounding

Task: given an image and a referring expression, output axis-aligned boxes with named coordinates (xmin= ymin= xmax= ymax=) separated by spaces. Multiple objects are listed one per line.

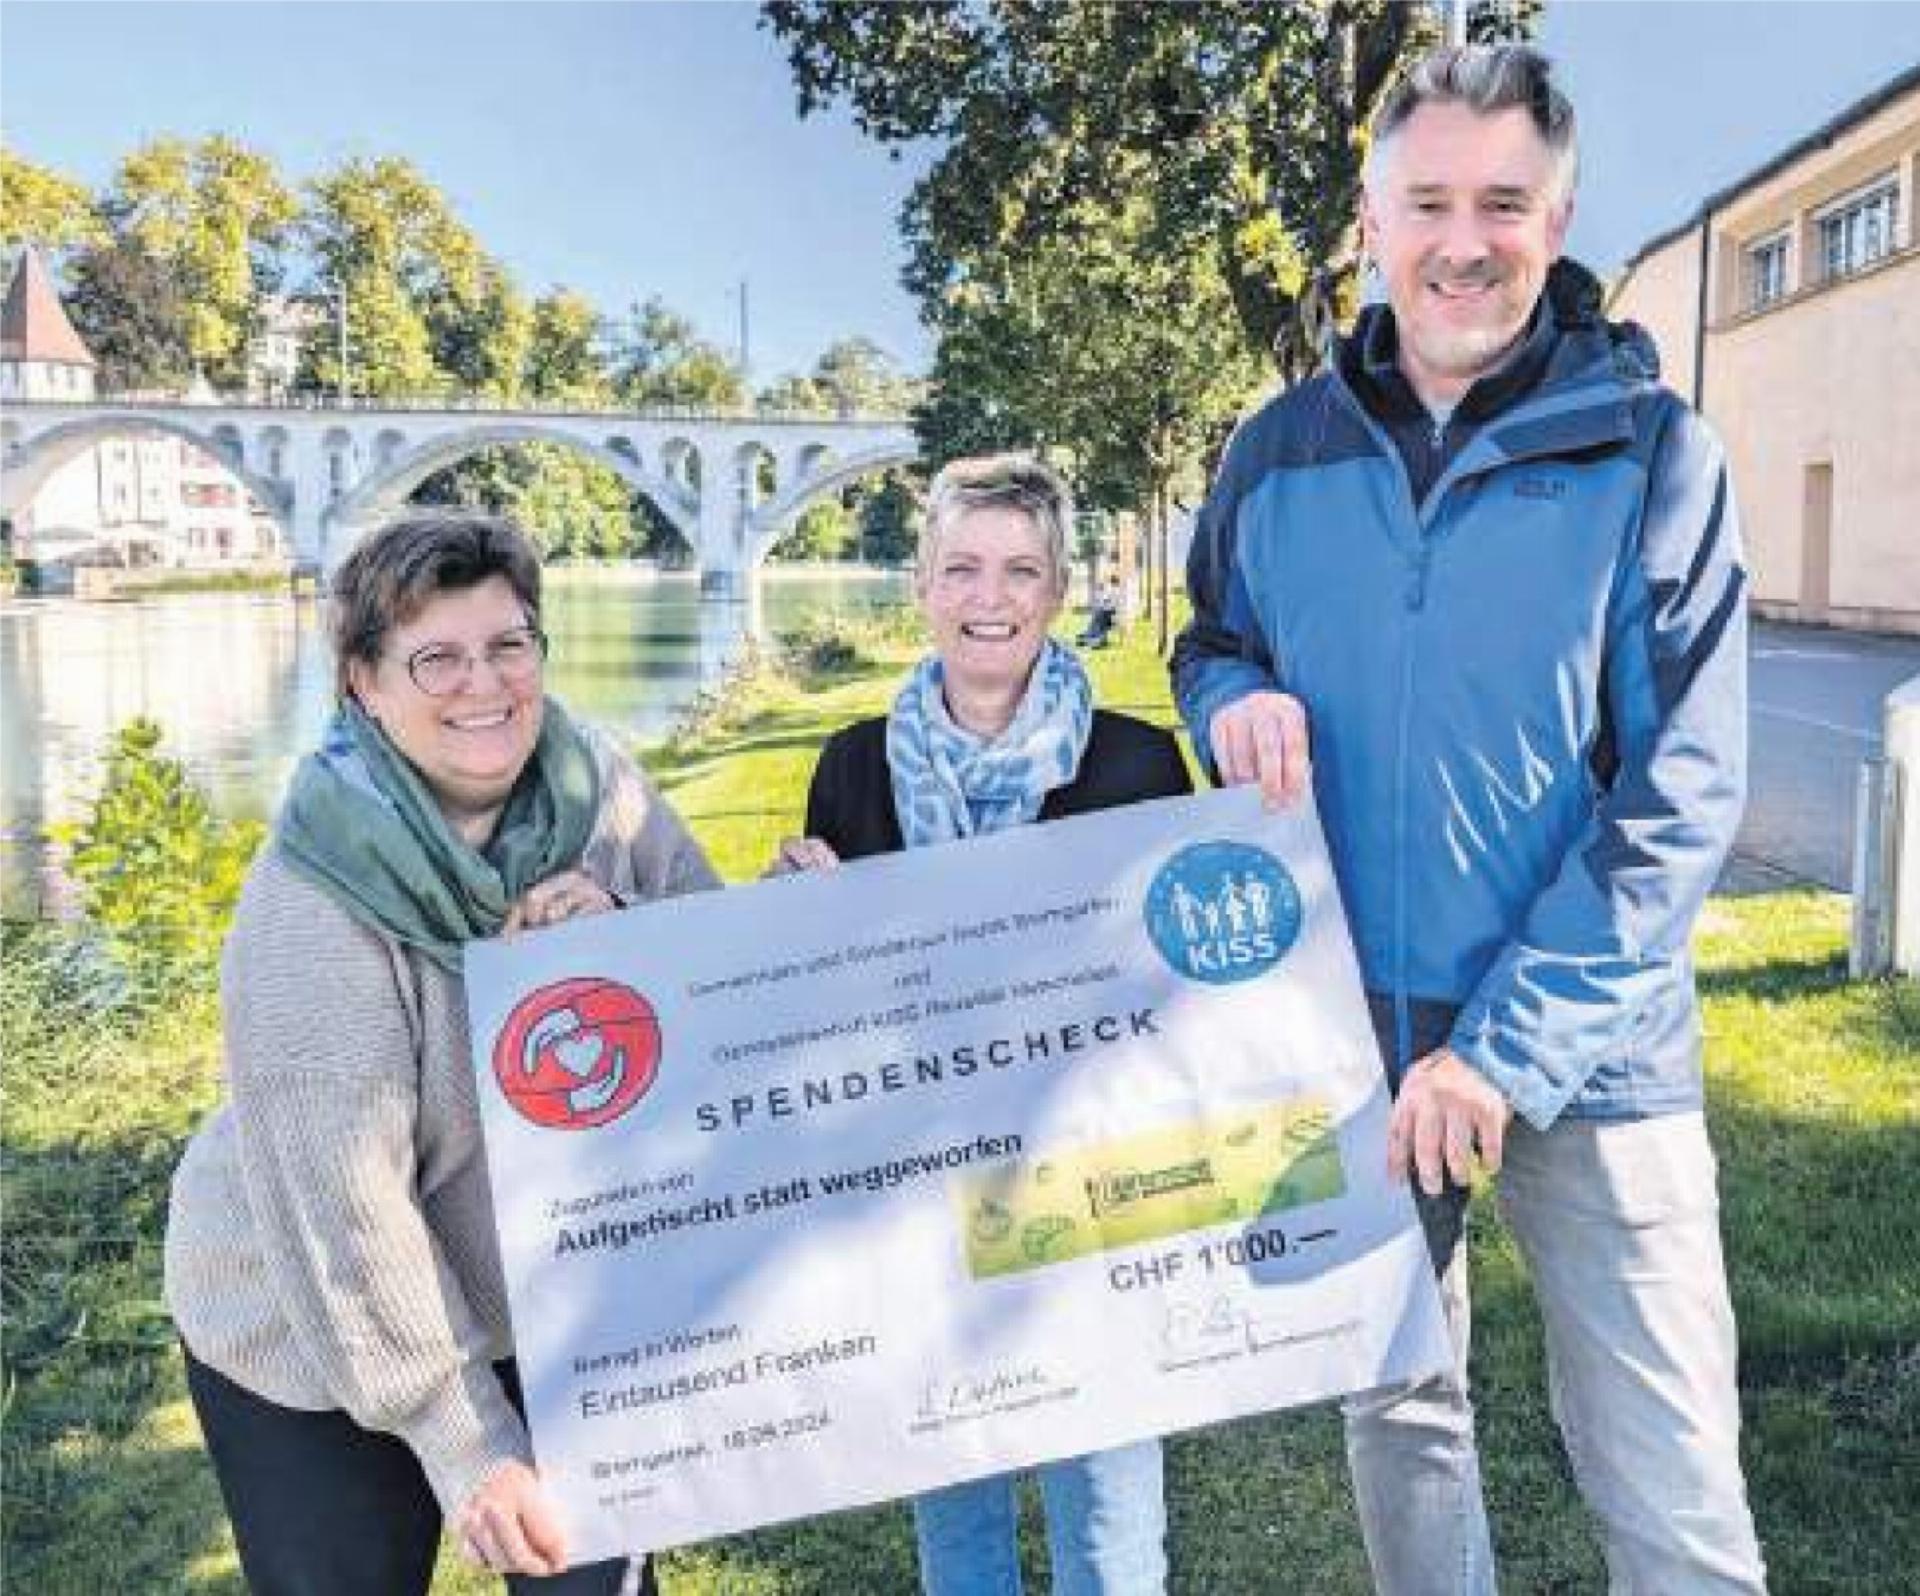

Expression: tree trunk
xmin=1138 ymin=502 xmax=1156 ymax=638
xmin=1154 ymin=479 xmax=1173 ymax=658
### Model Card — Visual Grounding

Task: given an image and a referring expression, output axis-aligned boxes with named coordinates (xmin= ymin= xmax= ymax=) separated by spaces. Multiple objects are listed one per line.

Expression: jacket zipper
xmin=1333 ymin=391 xmax=1445 ymax=1078
xmin=1325 ymin=368 xmax=1636 ymax=1080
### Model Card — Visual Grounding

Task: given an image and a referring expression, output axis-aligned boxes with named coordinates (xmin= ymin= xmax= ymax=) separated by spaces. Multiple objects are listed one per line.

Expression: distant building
xmin=0 ymin=246 xmax=97 ymax=402
xmin=1609 ymin=66 xmax=1919 ymax=636
xmin=246 ymin=295 xmax=323 ymax=399
xmin=1 ymin=248 xmax=284 ymax=570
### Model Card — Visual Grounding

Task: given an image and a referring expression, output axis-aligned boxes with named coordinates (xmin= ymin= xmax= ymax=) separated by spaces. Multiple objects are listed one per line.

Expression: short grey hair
xmin=1367 ymin=44 xmax=1578 ymax=202
xmin=330 ymin=509 xmax=542 ymax=698
xmin=918 ymin=452 xmax=1072 ymax=595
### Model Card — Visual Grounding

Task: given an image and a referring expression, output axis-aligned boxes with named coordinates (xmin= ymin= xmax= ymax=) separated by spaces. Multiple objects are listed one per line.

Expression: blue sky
xmin=6 ymin=2 xmax=1919 ymax=380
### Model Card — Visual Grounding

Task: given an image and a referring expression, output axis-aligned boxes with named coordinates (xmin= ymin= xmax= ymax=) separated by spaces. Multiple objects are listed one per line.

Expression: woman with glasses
xmin=165 ymin=510 xmax=715 ymax=1595
xmin=771 ymin=453 xmax=1189 ymax=1596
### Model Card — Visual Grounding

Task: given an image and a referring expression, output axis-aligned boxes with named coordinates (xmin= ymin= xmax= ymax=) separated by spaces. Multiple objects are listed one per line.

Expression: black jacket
xmin=805 ymin=709 xmax=1192 ymax=861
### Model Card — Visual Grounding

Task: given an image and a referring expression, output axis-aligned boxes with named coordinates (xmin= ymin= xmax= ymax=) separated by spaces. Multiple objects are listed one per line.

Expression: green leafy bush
xmin=779 ymin=613 xmax=866 ymax=674
xmin=777 ymin=607 xmax=922 ymax=677
xmin=53 ymin=719 xmax=263 ymax=993
xmin=660 ymin=643 xmax=782 ymax=755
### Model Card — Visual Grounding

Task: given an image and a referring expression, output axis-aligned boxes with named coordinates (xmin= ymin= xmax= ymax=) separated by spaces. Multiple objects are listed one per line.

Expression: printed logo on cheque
xmin=1144 ymin=841 xmax=1302 ymax=984
xmin=492 ymin=977 xmax=661 ymax=1130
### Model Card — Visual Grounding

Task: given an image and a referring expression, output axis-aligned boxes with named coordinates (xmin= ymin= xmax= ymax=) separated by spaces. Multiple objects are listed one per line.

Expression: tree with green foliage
xmin=761 ymin=335 xmax=923 ymax=416
xmin=608 ymin=296 xmax=748 ymax=411
xmin=813 ymin=335 xmax=921 ymax=414
xmin=510 ymin=445 xmax=634 ymax=559
xmin=104 ymin=136 xmax=298 ymax=387
xmin=758 ymin=371 xmax=829 ymax=412
xmin=765 ymin=2 xmax=1536 ymax=384
xmin=414 ymin=439 xmax=635 ymax=562
xmin=417 ymin=283 xmax=637 ymax=559
xmin=432 ymin=258 xmax=531 ymax=401
xmin=301 ymin=155 xmax=492 ymax=398
xmin=771 ymin=497 xmax=857 ymax=562
xmin=525 ymin=288 xmax=613 ymax=403
xmin=0 ymin=145 xmax=103 ymax=256
xmin=857 ymin=471 xmax=919 ymax=565
xmin=64 ymin=233 xmax=195 ymax=392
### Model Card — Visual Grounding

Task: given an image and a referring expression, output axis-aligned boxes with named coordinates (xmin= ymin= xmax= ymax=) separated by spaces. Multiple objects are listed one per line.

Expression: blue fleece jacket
xmin=1172 ymin=262 xmax=1748 ymax=1130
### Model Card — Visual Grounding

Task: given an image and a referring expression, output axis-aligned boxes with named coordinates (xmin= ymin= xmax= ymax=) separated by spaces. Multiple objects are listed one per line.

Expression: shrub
xmin=53 ymin=719 xmax=263 ymax=995
xmin=779 ymin=614 xmax=866 ymax=675
xmin=777 ymin=607 xmax=921 ymax=677
xmin=660 ymin=643 xmax=783 ymax=755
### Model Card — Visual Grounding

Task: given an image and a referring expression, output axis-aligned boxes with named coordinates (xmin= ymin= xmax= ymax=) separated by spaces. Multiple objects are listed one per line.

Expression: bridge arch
xmin=748 ymin=442 xmax=920 ymax=568
xmin=209 ymin=422 xmax=247 ymax=473
xmin=607 ymin=434 xmax=695 ymax=521
xmin=321 ymin=428 xmax=359 ymax=505
xmin=258 ymin=425 xmax=291 ymax=482
xmin=0 ymin=411 xmax=293 ymax=546
xmin=660 ymin=437 xmax=702 ymax=496
xmin=323 ymin=421 xmax=700 ymax=567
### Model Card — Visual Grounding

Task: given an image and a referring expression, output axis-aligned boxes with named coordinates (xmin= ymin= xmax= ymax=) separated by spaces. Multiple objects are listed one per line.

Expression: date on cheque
xmin=723 ymin=1409 xmax=832 ymax=1452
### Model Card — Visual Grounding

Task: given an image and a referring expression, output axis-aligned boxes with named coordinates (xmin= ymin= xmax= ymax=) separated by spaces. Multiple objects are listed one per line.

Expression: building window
xmin=1747 ymin=232 xmax=1789 ymax=309
xmin=1817 ymin=177 xmax=1899 ymax=282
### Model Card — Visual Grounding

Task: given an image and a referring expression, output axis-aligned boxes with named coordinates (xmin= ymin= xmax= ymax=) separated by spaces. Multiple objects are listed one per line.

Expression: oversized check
xmin=465 ymin=785 xmax=1450 ymax=1561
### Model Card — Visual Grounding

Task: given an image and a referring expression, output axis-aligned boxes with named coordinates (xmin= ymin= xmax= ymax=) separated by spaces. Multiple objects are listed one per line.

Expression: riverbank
xmin=2 ymin=618 xmax=1914 ymax=1592
xmin=6 ymin=563 xmax=295 ymax=602
xmin=1 ymin=557 xmax=908 ymax=607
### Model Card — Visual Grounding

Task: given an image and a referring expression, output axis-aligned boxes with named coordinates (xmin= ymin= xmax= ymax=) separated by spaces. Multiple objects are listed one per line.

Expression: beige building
xmin=1609 ymin=65 xmax=1919 ymax=635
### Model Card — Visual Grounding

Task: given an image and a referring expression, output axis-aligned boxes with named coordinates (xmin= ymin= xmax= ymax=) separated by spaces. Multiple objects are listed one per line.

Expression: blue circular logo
xmin=1145 ymin=842 xmax=1302 ymax=984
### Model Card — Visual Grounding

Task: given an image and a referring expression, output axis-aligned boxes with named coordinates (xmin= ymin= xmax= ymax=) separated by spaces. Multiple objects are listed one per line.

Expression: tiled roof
xmin=0 ymin=246 xmax=98 ymax=367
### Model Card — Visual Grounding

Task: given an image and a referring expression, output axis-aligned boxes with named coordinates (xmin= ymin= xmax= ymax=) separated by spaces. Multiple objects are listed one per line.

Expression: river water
xmin=0 ymin=567 xmax=909 ymax=914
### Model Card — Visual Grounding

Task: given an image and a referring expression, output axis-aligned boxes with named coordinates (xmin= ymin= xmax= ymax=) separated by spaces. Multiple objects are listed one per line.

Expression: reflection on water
xmin=1 ymin=568 xmax=908 ymax=914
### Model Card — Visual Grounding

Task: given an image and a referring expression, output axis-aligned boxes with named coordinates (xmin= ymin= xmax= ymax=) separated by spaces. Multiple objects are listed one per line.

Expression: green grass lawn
xmin=3 ymin=615 xmax=1915 ymax=1593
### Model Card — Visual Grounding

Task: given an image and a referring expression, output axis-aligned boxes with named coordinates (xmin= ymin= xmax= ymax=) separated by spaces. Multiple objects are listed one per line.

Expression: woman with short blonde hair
xmin=775 ymin=453 xmax=1189 ymax=1595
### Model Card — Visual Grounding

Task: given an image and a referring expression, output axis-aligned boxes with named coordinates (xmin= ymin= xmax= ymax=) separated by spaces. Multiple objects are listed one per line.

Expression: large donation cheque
xmin=465 ymin=785 xmax=1450 ymax=1560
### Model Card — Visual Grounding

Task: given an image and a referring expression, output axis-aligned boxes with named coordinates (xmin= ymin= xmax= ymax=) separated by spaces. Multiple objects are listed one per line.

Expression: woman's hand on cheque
xmin=765 ymin=836 xmax=841 ymax=878
xmin=503 ymin=869 xmax=618 ymax=934
xmin=456 ymin=1461 xmax=569 ymax=1577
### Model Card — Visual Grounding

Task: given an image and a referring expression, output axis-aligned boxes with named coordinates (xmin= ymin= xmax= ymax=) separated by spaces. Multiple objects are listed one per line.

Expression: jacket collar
xmin=1337 ymin=259 xmax=1656 ymax=453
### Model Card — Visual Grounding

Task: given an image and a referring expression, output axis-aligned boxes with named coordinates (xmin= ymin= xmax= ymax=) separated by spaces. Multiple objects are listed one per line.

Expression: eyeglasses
xmin=403 ymin=625 xmax=548 ymax=697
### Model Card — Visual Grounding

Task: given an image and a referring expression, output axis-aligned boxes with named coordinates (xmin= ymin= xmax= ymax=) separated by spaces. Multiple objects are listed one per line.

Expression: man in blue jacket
xmin=1173 ymin=44 xmax=1765 ymax=1596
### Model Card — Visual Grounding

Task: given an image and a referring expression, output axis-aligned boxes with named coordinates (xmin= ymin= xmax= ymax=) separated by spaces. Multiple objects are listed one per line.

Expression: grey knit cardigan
xmin=164 ymin=730 xmax=719 ymax=1514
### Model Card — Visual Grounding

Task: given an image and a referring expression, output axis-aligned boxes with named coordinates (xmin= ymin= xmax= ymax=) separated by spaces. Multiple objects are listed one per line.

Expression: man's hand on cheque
xmin=1386 ymin=1048 xmax=1514 ymax=1195
xmin=1208 ymin=691 xmax=1312 ymax=808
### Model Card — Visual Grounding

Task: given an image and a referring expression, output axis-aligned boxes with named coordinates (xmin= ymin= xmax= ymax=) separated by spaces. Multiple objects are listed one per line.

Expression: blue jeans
xmin=912 ymin=1442 xmax=1166 ymax=1596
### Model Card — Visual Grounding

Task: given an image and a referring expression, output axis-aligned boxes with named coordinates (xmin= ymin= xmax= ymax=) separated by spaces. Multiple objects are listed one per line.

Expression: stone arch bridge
xmin=0 ymin=398 xmax=917 ymax=591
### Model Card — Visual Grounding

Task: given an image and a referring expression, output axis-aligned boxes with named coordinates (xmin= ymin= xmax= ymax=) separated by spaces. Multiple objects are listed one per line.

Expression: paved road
xmin=1732 ymin=621 xmax=1920 ymax=892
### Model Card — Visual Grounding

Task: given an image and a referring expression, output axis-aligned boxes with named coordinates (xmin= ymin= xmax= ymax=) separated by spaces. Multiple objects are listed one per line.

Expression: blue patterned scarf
xmin=887 ymin=638 xmax=1094 ymax=847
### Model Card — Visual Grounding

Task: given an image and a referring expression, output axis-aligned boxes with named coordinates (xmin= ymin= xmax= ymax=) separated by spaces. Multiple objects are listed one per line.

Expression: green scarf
xmin=275 ymin=697 xmax=601 ymax=972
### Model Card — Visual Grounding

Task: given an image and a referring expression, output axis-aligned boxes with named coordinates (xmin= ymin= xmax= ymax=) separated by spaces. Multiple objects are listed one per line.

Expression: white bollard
xmin=1851 ymin=754 xmax=1896 ymax=978
xmin=1886 ymin=674 xmax=1920 ymax=979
